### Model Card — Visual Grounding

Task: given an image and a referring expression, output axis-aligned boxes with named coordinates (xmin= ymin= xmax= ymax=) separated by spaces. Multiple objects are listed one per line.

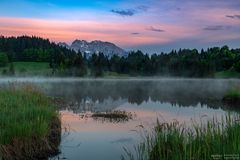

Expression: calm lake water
xmin=0 ymin=78 xmax=239 ymax=160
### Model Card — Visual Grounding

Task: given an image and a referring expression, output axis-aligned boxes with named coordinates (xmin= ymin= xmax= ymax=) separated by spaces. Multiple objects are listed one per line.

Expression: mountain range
xmin=58 ymin=40 xmax=127 ymax=57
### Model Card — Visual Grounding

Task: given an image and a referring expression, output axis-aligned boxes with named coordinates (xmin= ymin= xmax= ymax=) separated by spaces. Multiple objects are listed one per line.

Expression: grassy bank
xmin=1 ymin=62 xmax=240 ymax=78
xmin=123 ymin=115 xmax=240 ymax=160
xmin=0 ymin=86 xmax=60 ymax=159
xmin=0 ymin=62 xmax=51 ymax=76
xmin=13 ymin=62 xmax=51 ymax=75
xmin=103 ymin=71 xmax=129 ymax=78
xmin=223 ymin=89 xmax=240 ymax=104
xmin=214 ymin=71 xmax=240 ymax=78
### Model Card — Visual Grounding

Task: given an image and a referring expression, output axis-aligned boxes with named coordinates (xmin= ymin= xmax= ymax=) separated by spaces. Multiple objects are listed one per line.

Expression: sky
xmin=0 ymin=0 xmax=240 ymax=53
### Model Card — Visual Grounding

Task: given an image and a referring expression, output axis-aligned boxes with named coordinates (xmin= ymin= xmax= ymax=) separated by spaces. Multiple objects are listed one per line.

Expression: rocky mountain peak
xmin=71 ymin=40 xmax=127 ymax=56
xmin=58 ymin=39 xmax=127 ymax=57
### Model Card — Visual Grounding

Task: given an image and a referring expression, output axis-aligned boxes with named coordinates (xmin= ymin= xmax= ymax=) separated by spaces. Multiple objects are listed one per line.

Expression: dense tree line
xmin=85 ymin=46 xmax=240 ymax=77
xmin=0 ymin=36 xmax=239 ymax=77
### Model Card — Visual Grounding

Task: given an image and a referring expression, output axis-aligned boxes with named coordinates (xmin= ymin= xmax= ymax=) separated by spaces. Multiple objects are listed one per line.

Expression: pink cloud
xmin=0 ymin=16 xmax=197 ymax=47
xmin=2 ymin=11 xmax=237 ymax=49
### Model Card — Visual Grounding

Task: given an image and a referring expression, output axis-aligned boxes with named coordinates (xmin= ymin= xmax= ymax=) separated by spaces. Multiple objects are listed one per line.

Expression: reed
xmin=122 ymin=114 xmax=240 ymax=160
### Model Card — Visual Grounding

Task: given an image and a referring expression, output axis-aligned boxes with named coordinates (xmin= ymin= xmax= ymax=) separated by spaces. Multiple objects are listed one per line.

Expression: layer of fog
xmin=0 ymin=77 xmax=239 ymax=83
xmin=0 ymin=78 xmax=239 ymax=112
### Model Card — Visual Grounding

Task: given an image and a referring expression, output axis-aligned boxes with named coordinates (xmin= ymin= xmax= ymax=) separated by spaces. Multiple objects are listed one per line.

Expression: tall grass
xmin=0 ymin=86 xmax=57 ymax=145
xmin=123 ymin=115 xmax=240 ymax=160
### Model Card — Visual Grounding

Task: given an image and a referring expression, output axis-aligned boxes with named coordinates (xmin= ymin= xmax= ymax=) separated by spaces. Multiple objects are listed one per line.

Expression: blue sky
xmin=0 ymin=0 xmax=240 ymax=53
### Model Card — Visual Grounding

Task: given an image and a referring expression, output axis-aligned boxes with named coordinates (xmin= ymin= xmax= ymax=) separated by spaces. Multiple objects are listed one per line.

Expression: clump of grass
xmin=122 ymin=115 xmax=240 ymax=160
xmin=0 ymin=86 xmax=58 ymax=145
xmin=223 ymin=89 xmax=240 ymax=104
xmin=92 ymin=110 xmax=133 ymax=123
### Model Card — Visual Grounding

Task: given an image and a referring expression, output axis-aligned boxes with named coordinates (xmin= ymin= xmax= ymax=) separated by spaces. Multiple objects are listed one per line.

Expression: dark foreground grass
xmin=0 ymin=86 xmax=60 ymax=159
xmin=123 ymin=115 xmax=240 ymax=160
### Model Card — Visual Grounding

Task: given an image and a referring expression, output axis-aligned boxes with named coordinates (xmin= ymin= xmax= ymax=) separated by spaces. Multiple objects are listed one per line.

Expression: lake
xmin=0 ymin=78 xmax=239 ymax=160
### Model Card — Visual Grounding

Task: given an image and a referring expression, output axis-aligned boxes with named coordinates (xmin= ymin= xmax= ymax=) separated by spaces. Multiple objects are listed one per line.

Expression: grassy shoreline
xmin=0 ymin=86 xmax=61 ymax=159
xmin=223 ymin=89 xmax=240 ymax=104
xmin=1 ymin=62 xmax=240 ymax=79
xmin=215 ymin=71 xmax=240 ymax=79
xmin=123 ymin=115 xmax=240 ymax=160
xmin=0 ymin=62 xmax=51 ymax=76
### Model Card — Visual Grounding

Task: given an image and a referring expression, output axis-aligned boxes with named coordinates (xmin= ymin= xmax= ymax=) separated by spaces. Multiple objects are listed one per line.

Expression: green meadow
xmin=0 ymin=62 xmax=51 ymax=76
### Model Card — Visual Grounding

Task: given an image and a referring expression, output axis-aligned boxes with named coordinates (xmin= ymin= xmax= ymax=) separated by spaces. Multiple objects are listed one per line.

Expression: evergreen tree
xmin=0 ymin=52 xmax=9 ymax=67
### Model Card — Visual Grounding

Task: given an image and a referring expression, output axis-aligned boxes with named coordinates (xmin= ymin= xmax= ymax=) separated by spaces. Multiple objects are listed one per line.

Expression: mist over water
xmin=0 ymin=77 xmax=238 ymax=109
xmin=0 ymin=78 xmax=239 ymax=160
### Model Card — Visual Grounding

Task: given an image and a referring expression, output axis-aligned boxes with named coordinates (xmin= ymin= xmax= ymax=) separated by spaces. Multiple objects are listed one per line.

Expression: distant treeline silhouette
xmin=0 ymin=36 xmax=240 ymax=77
